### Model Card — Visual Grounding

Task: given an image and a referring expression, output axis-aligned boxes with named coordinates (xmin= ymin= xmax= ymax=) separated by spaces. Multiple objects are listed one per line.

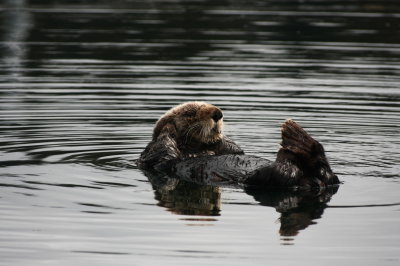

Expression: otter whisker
xmin=183 ymin=126 xmax=194 ymax=144
xmin=200 ymin=123 xmax=209 ymax=142
xmin=184 ymin=123 xmax=201 ymax=144
xmin=195 ymin=122 xmax=211 ymax=143
xmin=184 ymin=127 xmax=196 ymax=143
xmin=191 ymin=124 xmax=203 ymax=143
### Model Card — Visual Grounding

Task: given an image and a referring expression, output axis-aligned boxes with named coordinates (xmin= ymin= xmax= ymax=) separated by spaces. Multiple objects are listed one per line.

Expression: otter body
xmin=138 ymin=102 xmax=339 ymax=190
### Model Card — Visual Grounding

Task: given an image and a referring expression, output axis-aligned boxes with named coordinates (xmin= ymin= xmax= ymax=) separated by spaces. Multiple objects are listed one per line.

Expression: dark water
xmin=1 ymin=0 xmax=400 ymax=265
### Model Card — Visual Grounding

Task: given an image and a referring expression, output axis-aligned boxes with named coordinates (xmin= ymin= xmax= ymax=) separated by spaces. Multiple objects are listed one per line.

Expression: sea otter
xmin=137 ymin=102 xmax=243 ymax=169
xmin=137 ymin=102 xmax=339 ymax=190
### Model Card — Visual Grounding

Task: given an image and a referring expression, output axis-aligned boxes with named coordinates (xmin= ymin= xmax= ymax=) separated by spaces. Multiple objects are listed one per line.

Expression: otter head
xmin=153 ymin=102 xmax=224 ymax=144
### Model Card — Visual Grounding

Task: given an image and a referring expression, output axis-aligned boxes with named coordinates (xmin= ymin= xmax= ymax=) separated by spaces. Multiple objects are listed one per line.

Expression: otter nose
xmin=211 ymin=109 xmax=223 ymax=122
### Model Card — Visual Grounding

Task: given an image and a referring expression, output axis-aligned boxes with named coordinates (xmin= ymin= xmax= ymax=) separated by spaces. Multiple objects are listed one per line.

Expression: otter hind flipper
xmin=280 ymin=119 xmax=319 ymax=156
xmin=277 ymin=119 xmax=339 ymax=186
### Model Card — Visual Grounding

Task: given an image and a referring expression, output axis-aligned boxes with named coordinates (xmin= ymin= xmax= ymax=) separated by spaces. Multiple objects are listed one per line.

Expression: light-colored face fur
xmin=153 ymin=102 xmax=224 ymax=144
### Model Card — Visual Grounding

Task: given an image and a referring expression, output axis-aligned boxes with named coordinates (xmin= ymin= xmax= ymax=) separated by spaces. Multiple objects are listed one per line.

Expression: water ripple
xmin=1 ymin=0 xmax=400 ymax=264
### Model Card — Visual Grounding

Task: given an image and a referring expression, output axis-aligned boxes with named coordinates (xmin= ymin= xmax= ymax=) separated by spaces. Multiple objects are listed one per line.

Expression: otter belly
xmin=169 ymin=151 xmax=338 ymax=190
xmin=170 ymin=154 xmax=273 ymax=186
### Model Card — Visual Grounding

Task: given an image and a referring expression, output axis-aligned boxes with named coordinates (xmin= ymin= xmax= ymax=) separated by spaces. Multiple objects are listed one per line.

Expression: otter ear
xmin=153 ymin=116 xmax=177 ymax=140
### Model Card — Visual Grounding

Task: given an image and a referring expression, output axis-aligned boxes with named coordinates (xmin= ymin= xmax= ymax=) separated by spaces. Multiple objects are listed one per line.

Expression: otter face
xmin=154 ymin=102 xmax=224 ymax=144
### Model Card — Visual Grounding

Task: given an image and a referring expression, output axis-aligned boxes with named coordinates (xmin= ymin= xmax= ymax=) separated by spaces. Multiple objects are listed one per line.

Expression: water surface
xmin=1 ymin=0 xmax=400 ymax=265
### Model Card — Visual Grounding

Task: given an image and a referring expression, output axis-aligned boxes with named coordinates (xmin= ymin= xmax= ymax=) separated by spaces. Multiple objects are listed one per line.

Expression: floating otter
xmin=137 ymin=102 xmax=339 ymax=190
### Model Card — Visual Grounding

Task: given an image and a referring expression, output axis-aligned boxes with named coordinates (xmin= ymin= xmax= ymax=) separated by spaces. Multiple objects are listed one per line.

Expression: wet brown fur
xmin=153 ymin=102 xmax=224 ymax=144
xmin=275 ymin=119 xmax=338 ymax=187
xmin=138 ymin=102 xmax=243 ymax=169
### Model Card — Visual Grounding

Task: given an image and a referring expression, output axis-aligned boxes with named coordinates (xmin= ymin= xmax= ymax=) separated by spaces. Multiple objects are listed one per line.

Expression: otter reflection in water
xmin=144 ymin=170 xmax=339 ymax=236
xmin=145 ymin=170 xmax=221 ymax=216
xmin=246 ymin=186 xmax=339 ymax=237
